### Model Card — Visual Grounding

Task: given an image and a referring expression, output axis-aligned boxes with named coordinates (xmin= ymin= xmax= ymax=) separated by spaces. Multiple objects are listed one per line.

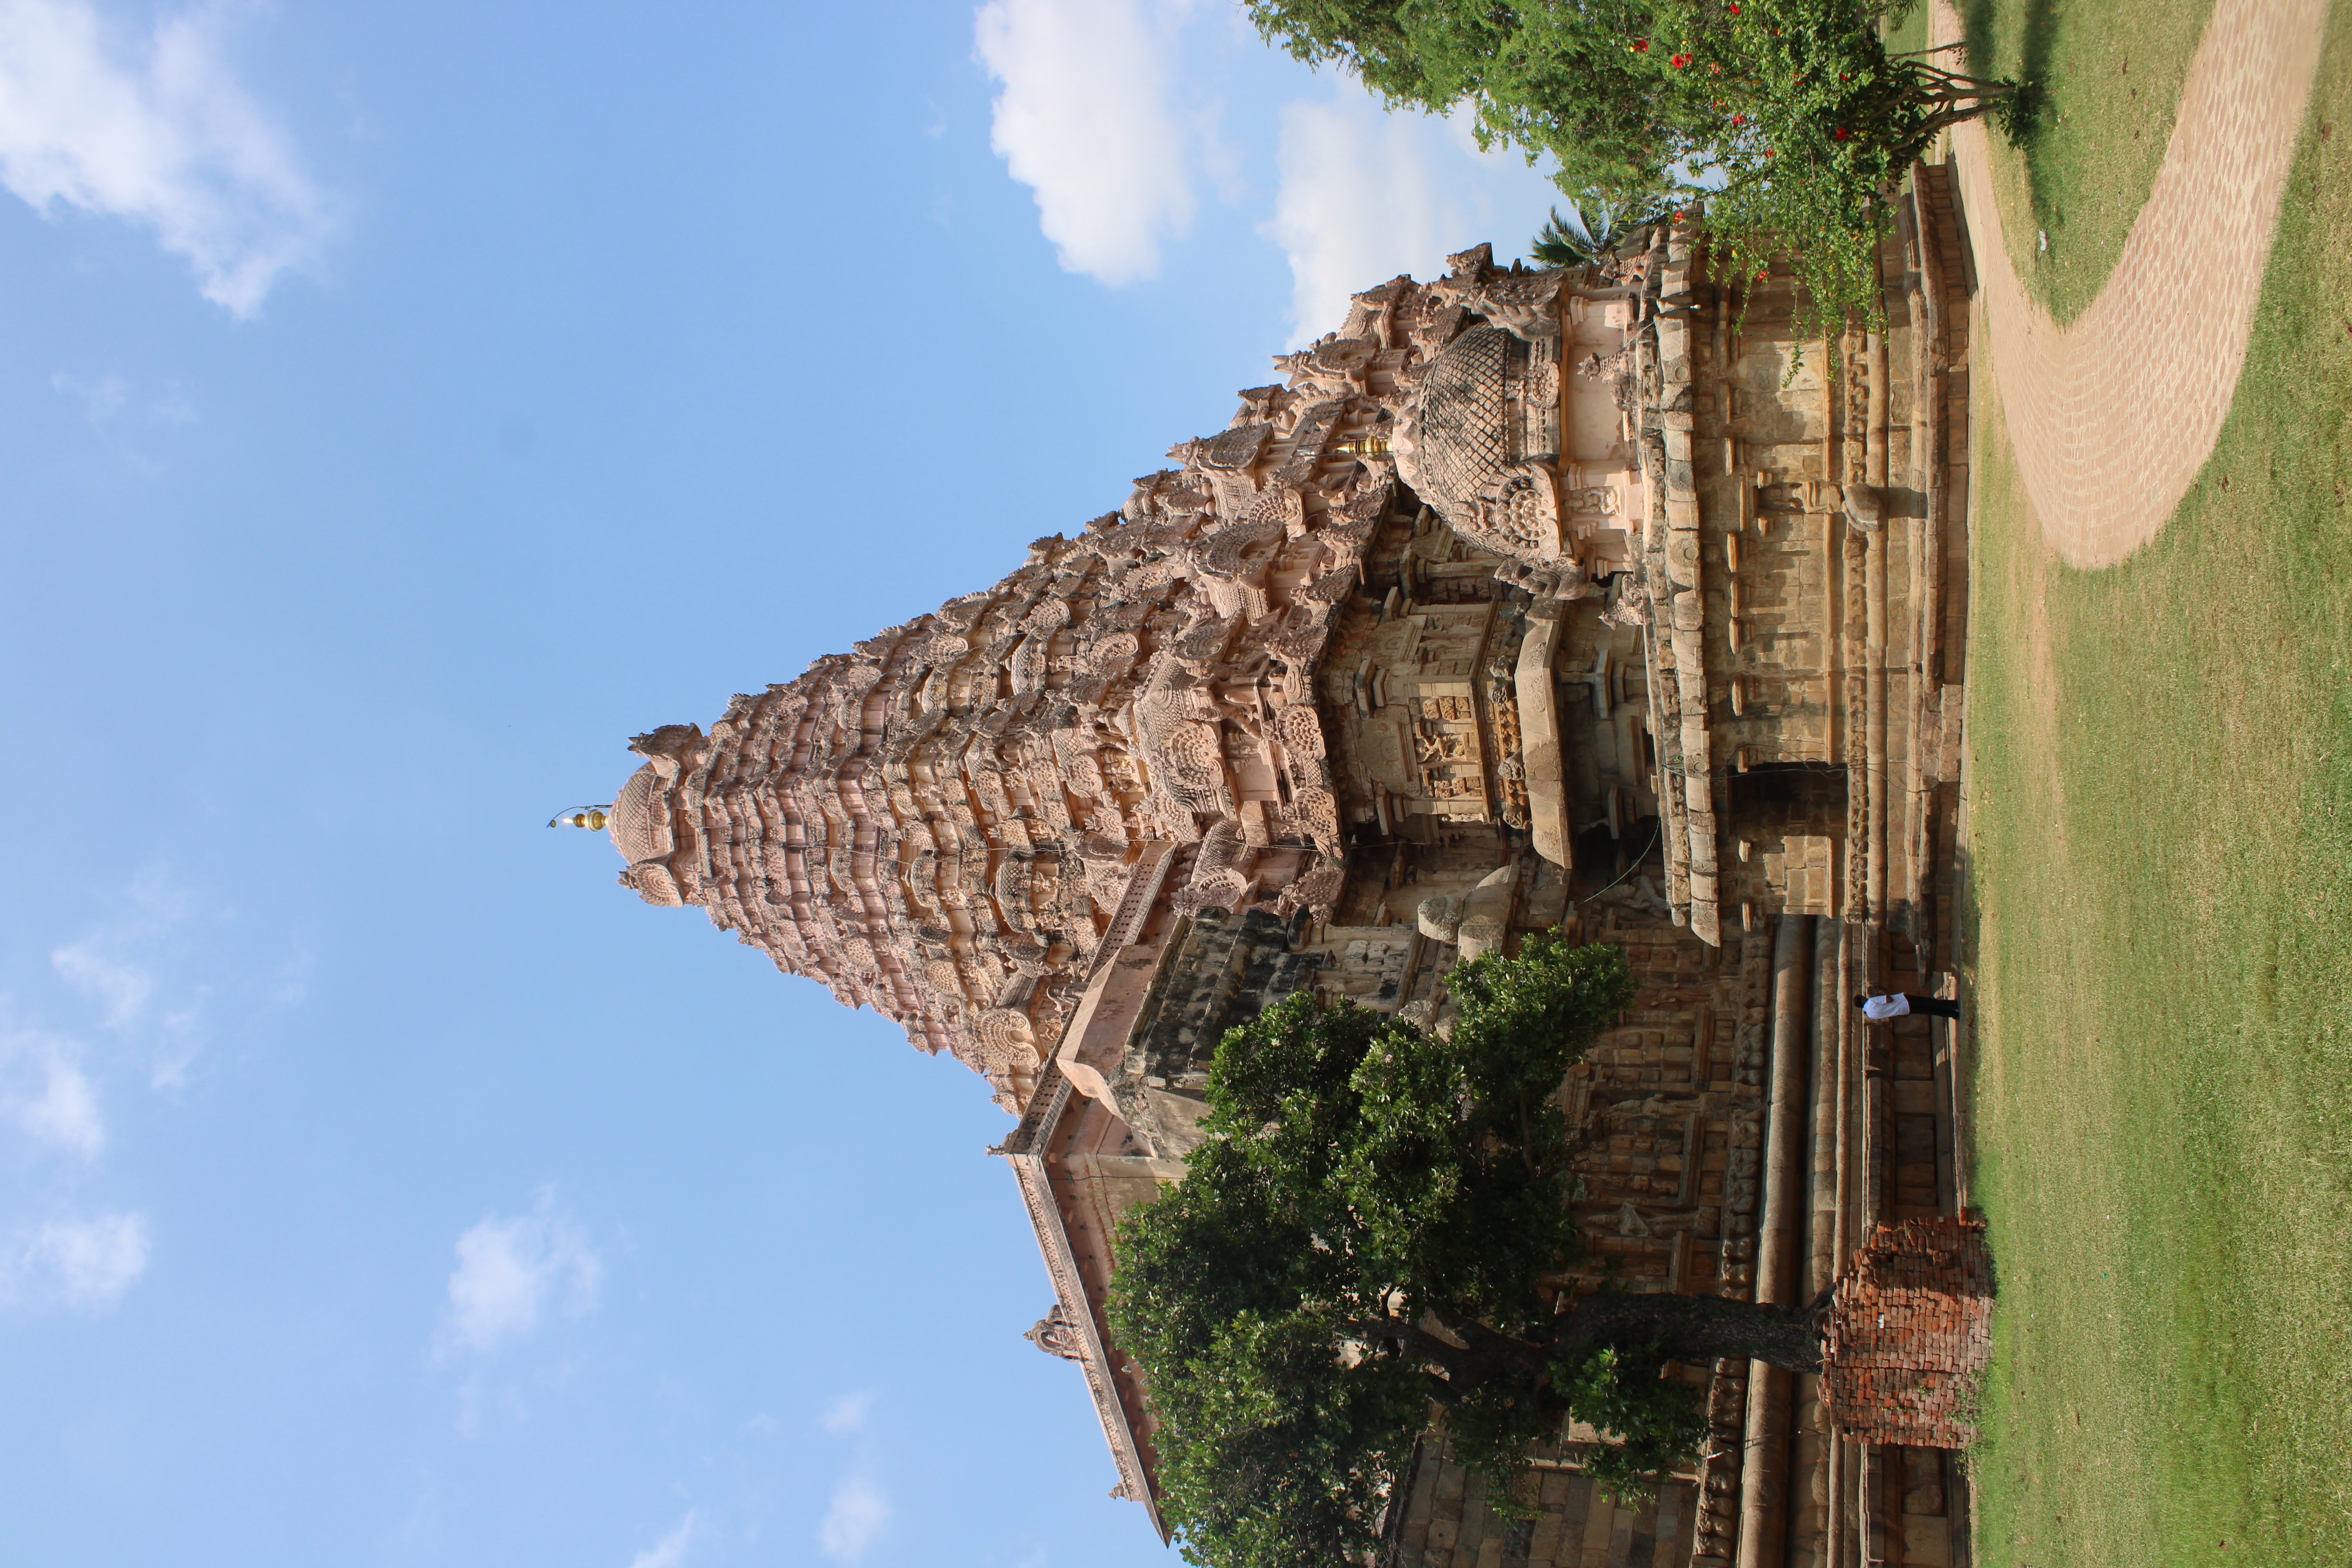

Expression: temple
xmin=585 ymin=171 xmax=1984 ymax=1568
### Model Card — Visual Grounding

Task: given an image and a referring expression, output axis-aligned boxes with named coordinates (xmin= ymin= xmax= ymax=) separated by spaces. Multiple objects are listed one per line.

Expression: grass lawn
xmin=1960 ymin=6 xmax=2352 ymax=1563
xmin=1949 ymin=0 xmax=2214 ymax=319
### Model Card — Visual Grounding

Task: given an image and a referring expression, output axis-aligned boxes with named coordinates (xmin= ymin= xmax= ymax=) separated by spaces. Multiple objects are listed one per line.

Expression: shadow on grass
xmin=1951 ymin=834 xmax=1985 ymax=1212
xmin=1960 ymin=0 xmax=2060 ymax=197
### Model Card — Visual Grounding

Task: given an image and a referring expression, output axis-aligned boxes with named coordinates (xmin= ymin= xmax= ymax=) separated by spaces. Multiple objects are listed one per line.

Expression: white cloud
xmin=45 ymin=865 xmax=290 ymax=1090
xmin=51 ymin=370 xmax=200 ymax=430
xmin=51 ymin=940 xmax=153 ymax=1029
xmin=627 ymin=1510 xmax=695 ymax=1568
xmin=442 ymin=1189 xmax=602 ymax=1354
xmin=820 ymin=1390 xmax=874 ymax=1434
xmin=11 ymin=1212 xmax=150 ymax=1309
xmin=0 ymin=0 xmax=332 ymax=314
xmin=51 ymin=368 xmax=128 ymax=423
xmin=817 ymin=1475 xmax=887 ymax=1563
xmin=975 ymin=0 xmax=1200 ymax=284
xmin=2 ymin=1030 xmax=105 ymax=1158
xmin=1261 ymin=82 xmax=1563 ymax=344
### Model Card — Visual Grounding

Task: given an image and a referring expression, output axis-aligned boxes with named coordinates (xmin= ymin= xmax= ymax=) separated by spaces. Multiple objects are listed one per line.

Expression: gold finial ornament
xmin=1332 ymin=436 xmax=1392 ymax=457
xmin=548 ymin=805 xmax=613 ymax=831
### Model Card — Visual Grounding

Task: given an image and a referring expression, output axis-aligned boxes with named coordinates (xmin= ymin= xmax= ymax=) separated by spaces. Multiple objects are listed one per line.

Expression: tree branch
xmin=1541 ymin=1289 xmax=1827 ymax=1374
xmin=1342 ymin=1315 xmax=1472 ymax=1375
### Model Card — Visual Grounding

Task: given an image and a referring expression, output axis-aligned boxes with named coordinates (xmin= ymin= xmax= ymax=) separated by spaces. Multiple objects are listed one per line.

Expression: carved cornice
xmin=1001 ymin=1137 xmax=1167 ymax=1535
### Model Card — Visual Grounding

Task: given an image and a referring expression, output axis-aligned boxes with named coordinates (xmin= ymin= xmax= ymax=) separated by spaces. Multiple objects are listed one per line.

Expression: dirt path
xmin=1936 ymin=0 xmax=2329 ymax=568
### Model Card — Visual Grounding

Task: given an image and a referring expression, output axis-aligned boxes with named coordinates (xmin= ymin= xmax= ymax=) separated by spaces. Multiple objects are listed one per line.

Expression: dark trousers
xmin=1904 ymin=994 xmax=1960 ymax=1020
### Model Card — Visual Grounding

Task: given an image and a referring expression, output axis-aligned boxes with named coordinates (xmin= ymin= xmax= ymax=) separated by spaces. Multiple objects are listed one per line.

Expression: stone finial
xmin=627 ymin=723 xmax=705 ymax=780
xmin=1025 ymin=1303 xmax=1087 ymax=1361
xmin=1416 ymin=894 xmax=1464 ymax=943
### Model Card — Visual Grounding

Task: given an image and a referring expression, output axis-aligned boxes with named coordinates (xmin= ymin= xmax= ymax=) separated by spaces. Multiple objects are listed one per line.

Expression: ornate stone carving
xmin=589 ymin=238 xmax=1648 ymax=1111
xmin=1025 ymin=1303 xmax=1087 ymax=1360
xmin=1417 ymin=893 xmax=1465 ymax=942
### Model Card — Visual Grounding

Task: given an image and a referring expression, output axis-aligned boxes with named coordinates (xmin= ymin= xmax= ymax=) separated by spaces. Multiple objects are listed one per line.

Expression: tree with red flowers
xmin=1249 ymin=0 xmax=2028 ymax=328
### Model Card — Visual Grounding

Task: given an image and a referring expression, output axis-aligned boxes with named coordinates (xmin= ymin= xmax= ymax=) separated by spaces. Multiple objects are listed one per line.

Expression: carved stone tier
xmin=597 ymin=245 xmax=1657 ymax=1109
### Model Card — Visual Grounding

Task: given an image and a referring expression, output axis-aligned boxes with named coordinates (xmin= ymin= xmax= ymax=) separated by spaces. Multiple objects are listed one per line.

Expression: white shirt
xmin=1862 ymin=994 xmax=1910 ymax=1020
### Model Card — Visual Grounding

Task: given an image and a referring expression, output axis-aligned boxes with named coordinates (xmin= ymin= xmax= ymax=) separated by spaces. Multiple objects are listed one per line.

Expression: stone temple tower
xmin=582 ymin=200 xmax=1984 ymax=1568
xmin=589 ymin=243 xmax=1673 ymax=1112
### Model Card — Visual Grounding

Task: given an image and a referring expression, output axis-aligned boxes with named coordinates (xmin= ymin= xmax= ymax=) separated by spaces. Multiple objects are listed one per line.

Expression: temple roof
xmin=597 ymin=241 xmax=1593 ymax=1112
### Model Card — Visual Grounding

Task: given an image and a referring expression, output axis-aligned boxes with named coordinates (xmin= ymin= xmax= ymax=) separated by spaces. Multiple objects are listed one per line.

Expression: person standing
xmin=1853 ymin=991 xmax=1960 ymax=1022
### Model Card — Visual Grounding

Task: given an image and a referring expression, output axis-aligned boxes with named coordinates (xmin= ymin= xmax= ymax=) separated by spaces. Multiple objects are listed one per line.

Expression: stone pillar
xmin=1737 ymin=913 xmax=1812 ymax=1568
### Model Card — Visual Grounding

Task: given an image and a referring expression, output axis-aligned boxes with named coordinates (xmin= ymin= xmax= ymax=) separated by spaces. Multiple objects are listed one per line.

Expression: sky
xmin=0 ymin=3 xmax=1563 ymax=1564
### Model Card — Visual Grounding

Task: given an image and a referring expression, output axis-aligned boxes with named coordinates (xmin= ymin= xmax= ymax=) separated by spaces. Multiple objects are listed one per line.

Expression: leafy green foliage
xmin=1251 ymin=0 xmax=2027 ymax=333
xmin=1551 ymin=1343 xmax=1711 ymax=1504
xmin=1531 ymin=198 xmax=1656 ymax=268
xmin=1109 ymin=935 xmax=1657 ymax=1568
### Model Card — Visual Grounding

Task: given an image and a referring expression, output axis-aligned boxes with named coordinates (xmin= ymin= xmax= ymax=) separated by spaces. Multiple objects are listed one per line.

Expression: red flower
xmin=1727 ymin=4 xmax=1740 ymax=12
xmin=1835 ymin=127 xmax=1851 ymax=139
xmin=1673 ymin=209 xmax=1688 ymax=221
xmin=1632 ymin=37 xmax=1650 ymax=50
xmin=1670 ymin=53 xmax=1693 ymax=67
xmin=1731 ymin=113 xmax=1747 ymax=125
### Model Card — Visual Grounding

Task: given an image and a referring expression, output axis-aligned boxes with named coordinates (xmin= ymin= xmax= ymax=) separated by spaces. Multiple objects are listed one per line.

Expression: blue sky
xmin=0 ymin=3 xmax=1561 ymax=1564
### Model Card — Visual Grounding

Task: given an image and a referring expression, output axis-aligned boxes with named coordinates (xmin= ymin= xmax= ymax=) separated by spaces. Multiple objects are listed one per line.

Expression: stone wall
xmin=1107 ymin=907 xmax=1321 ymax=1155
xmin=1384 ymin=1437 xmax=1701 ymax=1568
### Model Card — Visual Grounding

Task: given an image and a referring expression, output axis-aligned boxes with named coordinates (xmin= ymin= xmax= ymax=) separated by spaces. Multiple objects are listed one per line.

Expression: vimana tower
xmin=580 ymin=201 xmax=1989 ymax=1568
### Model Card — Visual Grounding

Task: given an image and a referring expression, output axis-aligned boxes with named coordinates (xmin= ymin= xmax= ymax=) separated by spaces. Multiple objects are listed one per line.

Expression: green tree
xmin=1108 ymin=934 xmax=1827 ymax=1568
xmin=1250 ymin=0 xmax=2027 ymax=330
xmin=1531 ymin=197 xmax=1657 ymax=268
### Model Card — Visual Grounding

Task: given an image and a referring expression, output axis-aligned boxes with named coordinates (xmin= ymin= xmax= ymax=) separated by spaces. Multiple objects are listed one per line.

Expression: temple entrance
xmin=1728 ymin=761 xmax=1849 ymax=837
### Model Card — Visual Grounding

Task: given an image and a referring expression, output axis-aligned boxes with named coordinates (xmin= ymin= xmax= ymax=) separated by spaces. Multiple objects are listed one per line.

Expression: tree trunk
xmin=1550 ymin=1289 xmax=1825 ymax=1374
xmin=1354 ymin=1288 xmax=1826 ymax=1403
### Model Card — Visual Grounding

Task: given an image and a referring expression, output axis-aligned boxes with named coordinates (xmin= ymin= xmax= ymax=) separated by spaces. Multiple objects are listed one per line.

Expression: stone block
xmin=1900 ymin=1517 xmax=1955 ymax=1567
